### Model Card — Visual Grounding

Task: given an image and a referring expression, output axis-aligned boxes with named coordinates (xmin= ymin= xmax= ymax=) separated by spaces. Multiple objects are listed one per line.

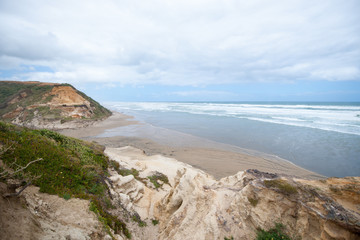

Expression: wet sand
xmin=59 ymin=112 xmax=324 ymax=180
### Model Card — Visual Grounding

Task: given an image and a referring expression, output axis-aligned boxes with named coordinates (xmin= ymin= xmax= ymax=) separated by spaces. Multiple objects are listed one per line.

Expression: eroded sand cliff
xmin=104 ymin=146 xmax=360 ymax=240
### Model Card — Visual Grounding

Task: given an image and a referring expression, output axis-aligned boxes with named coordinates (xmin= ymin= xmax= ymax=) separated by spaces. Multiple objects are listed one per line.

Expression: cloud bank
xmin=0 ymin=0 xmax=359 ymax=86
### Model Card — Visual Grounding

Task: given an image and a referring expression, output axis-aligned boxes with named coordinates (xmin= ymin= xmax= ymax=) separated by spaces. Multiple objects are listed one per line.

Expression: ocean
xmin=104 ymin=102 xmax=360 ymax=178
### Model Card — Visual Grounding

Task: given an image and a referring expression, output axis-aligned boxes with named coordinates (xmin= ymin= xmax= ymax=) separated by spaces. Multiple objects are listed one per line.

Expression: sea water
xmin=105 ymin=102 xmax=360 ymax=177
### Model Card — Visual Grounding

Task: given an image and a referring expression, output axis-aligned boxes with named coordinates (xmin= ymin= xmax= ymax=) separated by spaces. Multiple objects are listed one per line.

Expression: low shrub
xmin=248 ymin=197 xmax=259 ymax=207
xmin=263 ymin=179 xmax=297 ymax=195
xmin=63 ymin=193 xmax=71 ymax=200
xmin=117 ymin=168 xmax=139 ymax=179
xmin=90 ymin=198 xmax=131 ymax=238
xmin=132 ymin=213 xmax=147 ymax=227
xmin=148 ymin=172 xmax=169 ymax=189
xmin=256 ymin=223 xmax=292 ymax=240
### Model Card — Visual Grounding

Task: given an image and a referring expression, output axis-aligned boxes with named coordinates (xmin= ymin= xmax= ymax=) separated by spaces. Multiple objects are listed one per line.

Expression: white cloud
xmin=311 ymin=67 xmax=360 ymax=81
xmin=0 ymin=0 xmax=359 ymax=85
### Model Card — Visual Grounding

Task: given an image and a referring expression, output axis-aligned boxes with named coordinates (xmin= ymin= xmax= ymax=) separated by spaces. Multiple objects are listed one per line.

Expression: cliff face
xmin=105 ymin=146 xmax=360 ymax=240
xmin=0 ymin=81 xmax=111 ymax=129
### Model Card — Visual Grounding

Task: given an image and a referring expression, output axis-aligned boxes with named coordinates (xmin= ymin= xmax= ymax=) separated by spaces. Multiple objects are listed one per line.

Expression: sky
xmin=0 ymin=0 xmax=359 ymax=102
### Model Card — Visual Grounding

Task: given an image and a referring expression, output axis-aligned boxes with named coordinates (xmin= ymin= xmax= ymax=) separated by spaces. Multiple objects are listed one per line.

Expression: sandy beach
xmin=59 ymin=112 xmax=324 ymax=180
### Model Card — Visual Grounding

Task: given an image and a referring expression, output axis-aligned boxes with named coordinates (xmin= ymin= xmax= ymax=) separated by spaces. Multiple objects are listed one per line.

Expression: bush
xmin=63 ymin=193 xmax=71 ymax=200
xmin=256 ymin=223 xmax=292 ymax=240
xmin=151 ymin=219 xmax=159 ymax=225
xmin=148 ymin=172 xmax=169 ymax=189
xmin=90 ymin=198 xmax=131 ymax=238
xmin=248 ymin=197 xmax=259 ymax=207
xmin=117 ymin=168 xmax=139 ymax=179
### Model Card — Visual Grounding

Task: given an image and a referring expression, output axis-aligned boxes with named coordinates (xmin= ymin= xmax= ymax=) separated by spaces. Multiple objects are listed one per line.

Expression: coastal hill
xmin=0 ymin=81 xmax=111 ymax=129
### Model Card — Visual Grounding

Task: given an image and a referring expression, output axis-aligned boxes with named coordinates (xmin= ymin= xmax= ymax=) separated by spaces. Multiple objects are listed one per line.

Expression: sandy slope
xmin=0 ymin=183 xmax=105 ymax=240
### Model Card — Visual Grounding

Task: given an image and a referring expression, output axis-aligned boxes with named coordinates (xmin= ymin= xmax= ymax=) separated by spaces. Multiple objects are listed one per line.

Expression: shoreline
xmin=59 ymin=111 xmax=324 ymax=180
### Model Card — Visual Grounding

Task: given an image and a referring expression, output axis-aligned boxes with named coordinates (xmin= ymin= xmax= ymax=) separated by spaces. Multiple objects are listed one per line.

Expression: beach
xmin=60 ymin=112 xmax=324 ymax=180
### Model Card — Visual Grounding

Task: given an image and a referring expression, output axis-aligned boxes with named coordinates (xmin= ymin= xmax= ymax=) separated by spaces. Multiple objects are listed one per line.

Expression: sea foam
xmin=106 ymin=102 xmax=360 ymax=136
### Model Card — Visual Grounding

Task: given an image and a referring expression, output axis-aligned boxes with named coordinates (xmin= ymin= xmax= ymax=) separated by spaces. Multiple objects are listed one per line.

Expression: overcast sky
xmin=0 ymin=0 xmax=359 ymax=101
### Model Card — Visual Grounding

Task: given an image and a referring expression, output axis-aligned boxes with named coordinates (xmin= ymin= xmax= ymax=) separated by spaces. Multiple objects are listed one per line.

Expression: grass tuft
xmin=263 ymin=179 xmax=298 ymax=195
xmin=147 ymin=172 xmax=169 ymax=189
xmin=117 ymin=168 xmax=140 ymax=179
xmin=63 ymin=193 xmax=71 ymax=200
xmin=90 ymin=199 xmax=131 ymax=238
xmin=248 ymin=197 xmax=259 ymax=207
xmin=224 ymin=237 xmax=234 ymax=240
xmin=256 ymin=223 xmax=292 ymax=240
xmin=151 ymin=219 xmax=159 ymax=225
xmin=132 ymin=213 xmax=147 ymax=227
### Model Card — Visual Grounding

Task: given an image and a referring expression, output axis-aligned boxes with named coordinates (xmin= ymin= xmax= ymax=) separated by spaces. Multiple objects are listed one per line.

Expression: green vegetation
xmin=248 ymin=197 xmax=259 ymax=207
xmin=110 ymin=161 xmax=142 ymax=184
xmin=256 ymin=223 xmax=292 ymax=240
xmin=60 ymin=117 xmax=74 ymax=124
xmin=0 ymin=82 xmax=52 ymax=104
xmin=132 ymin=213 xmax=147 ymax=227
xmin=263 ymin=179 xmax=298 ymax=195
xmin=151 ymin=219 xmax=159 ymax=225
xmin=0 ymin=121 xmax=130 ymax=238
xmin=117 ymin=168 xmax=140 ymax=179
xmin=224 ymin=236 xmax=234 ymax=240
xmin=63 ymin=193 xmax=71 ymax=200
xmin=90 ymin=199 xmax=131 ymax=238
xmin=0 ymin=166 xmax=5 ymax=182
xmin=37 ymin=106 xmax=62 ymax=119
xmin=0 ymin=82 xmax=54 ymax=121
xmin=148 ymin=172 xmax=169 ymax=189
